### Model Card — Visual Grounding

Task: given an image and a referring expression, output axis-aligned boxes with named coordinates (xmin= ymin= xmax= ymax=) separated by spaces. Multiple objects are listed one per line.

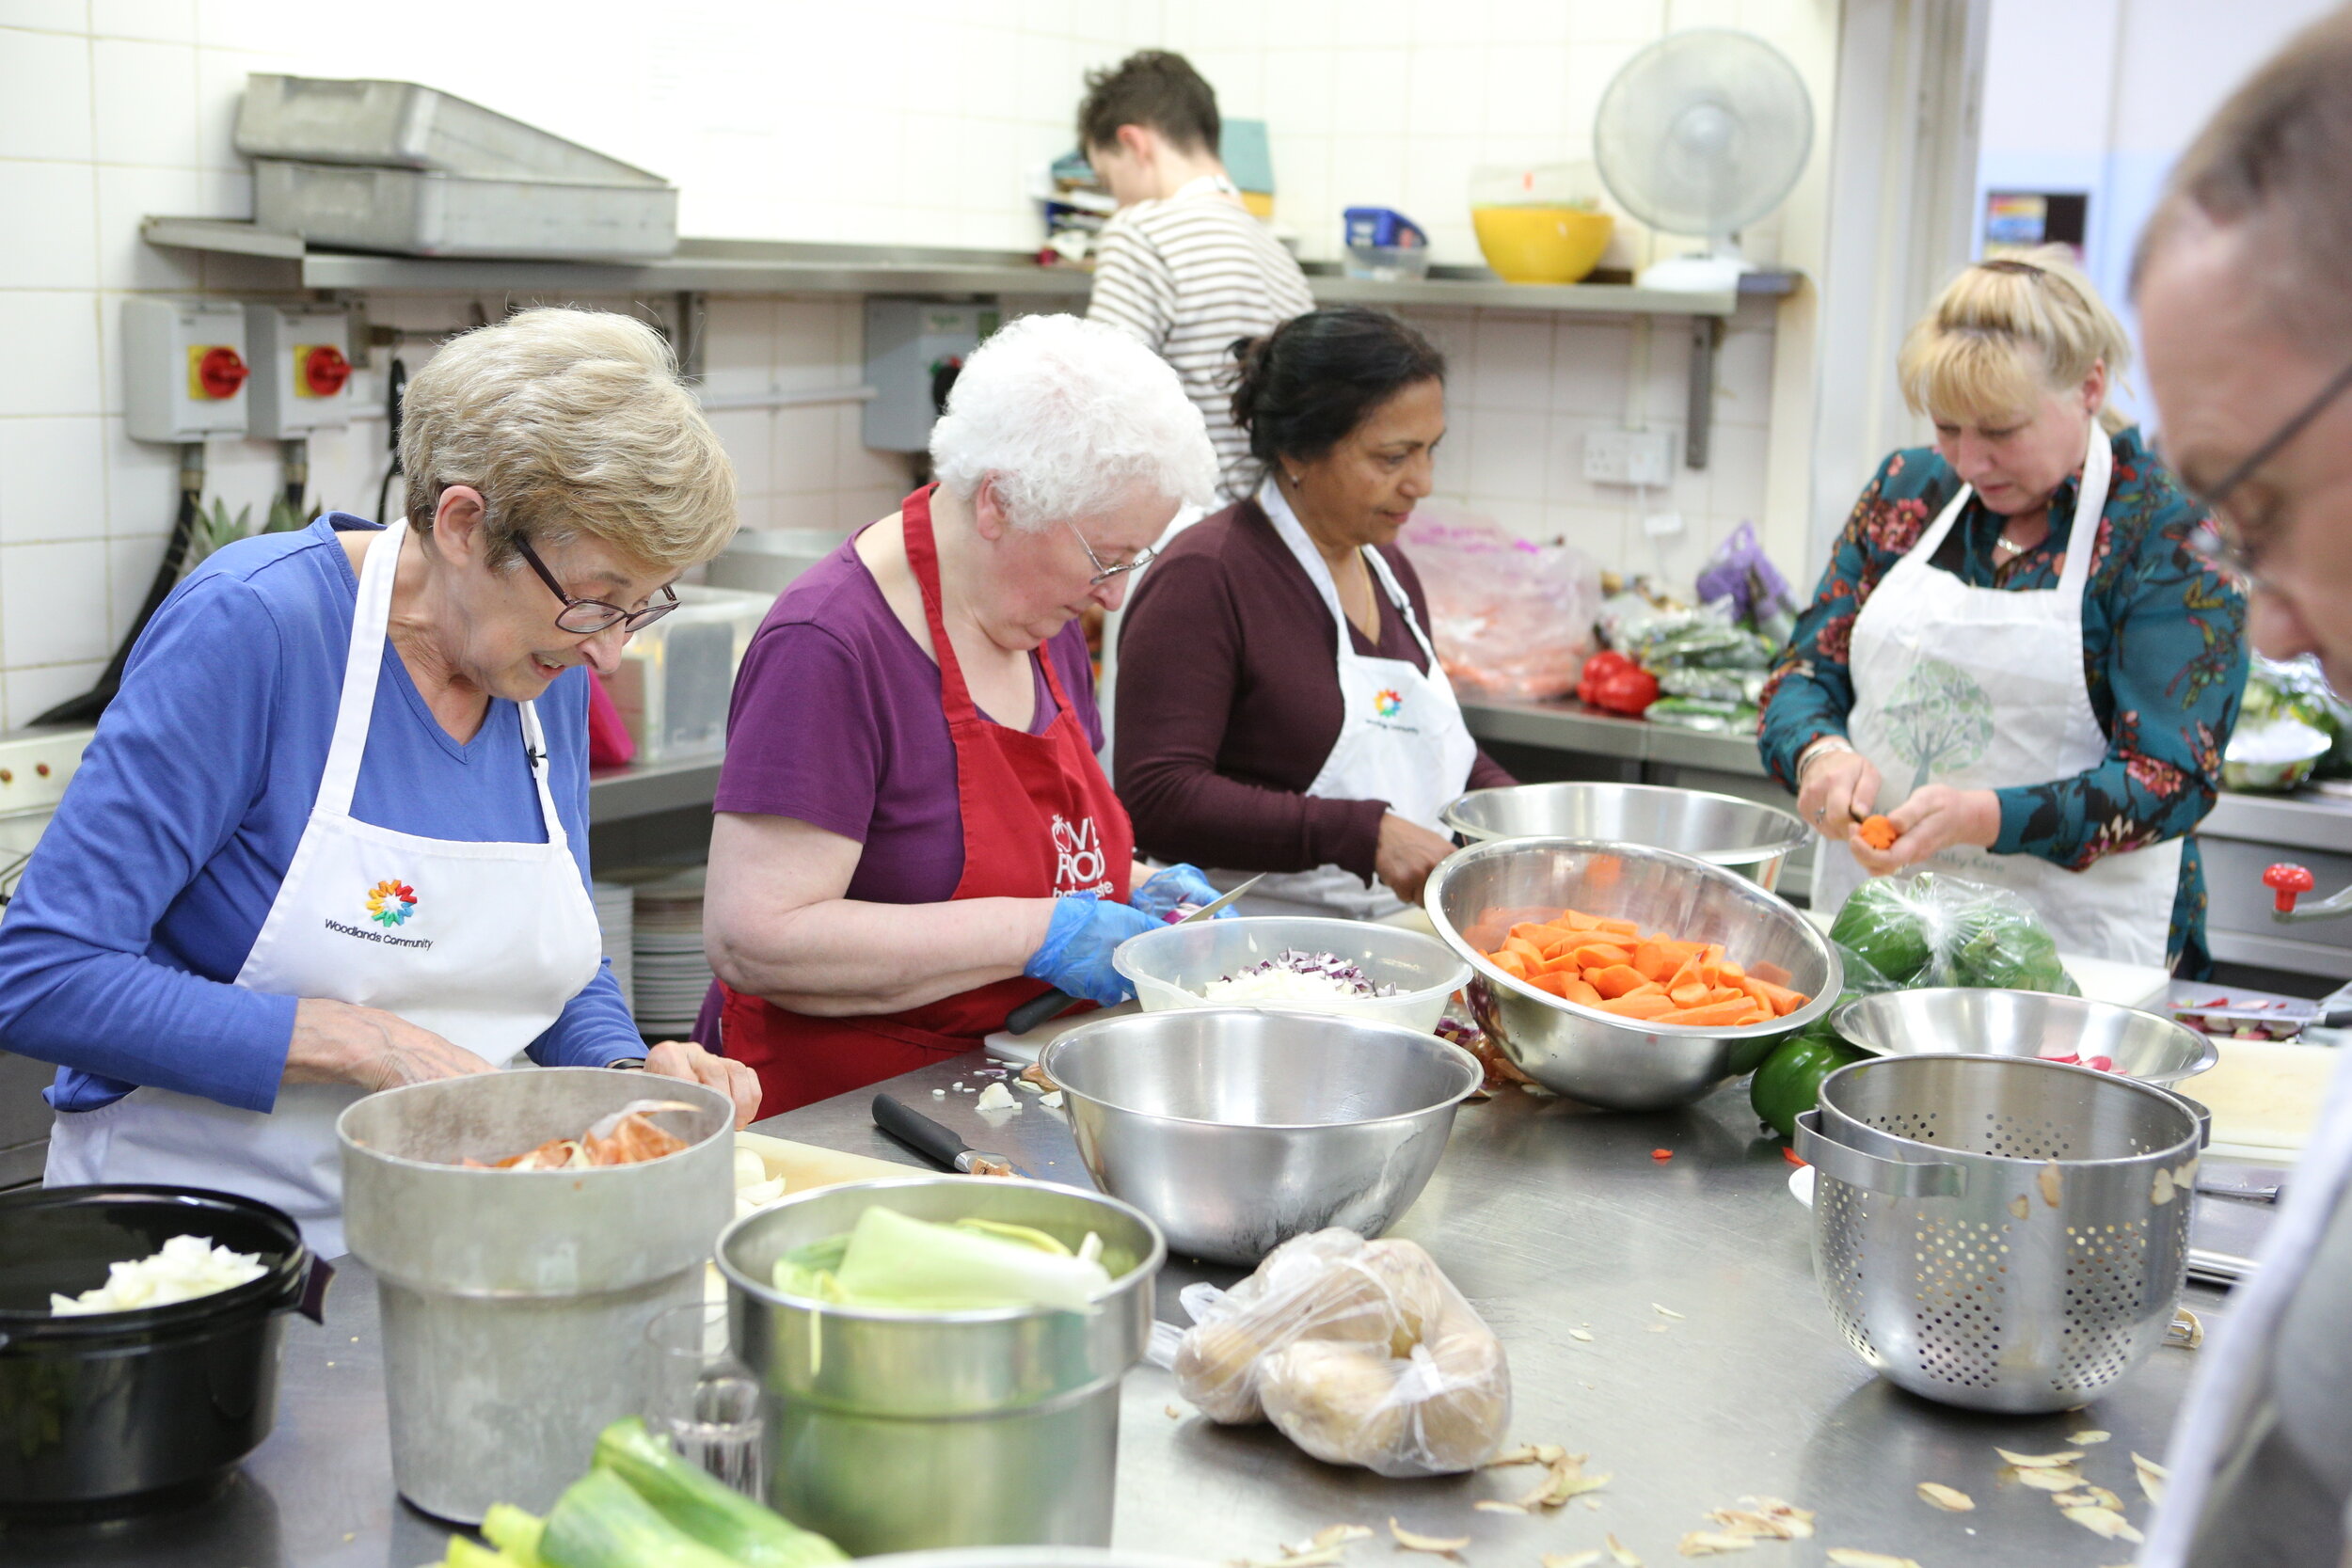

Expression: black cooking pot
xmin=0 ymin=1185 xmax=331 ymax=1521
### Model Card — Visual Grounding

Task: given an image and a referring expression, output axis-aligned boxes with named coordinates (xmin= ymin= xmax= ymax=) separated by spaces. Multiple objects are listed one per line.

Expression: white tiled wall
xmin=1403 ymin=300 xmax=1781 ymax=587
xmin=0 ymin=0 xmax=1824 ymax=728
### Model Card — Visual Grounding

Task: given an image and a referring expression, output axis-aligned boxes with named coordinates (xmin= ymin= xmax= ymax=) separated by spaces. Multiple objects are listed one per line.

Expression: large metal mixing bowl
xmin=1442 ymin=783 xmax=1812 ymax=893
xmin=1423 ymin=837 xmax=1841 ymax=1111
xmin=1831 ymin=988 xmax=2218 ymax=1085
xmin=1040 ymin=1008 xmax=1483 ymax=1266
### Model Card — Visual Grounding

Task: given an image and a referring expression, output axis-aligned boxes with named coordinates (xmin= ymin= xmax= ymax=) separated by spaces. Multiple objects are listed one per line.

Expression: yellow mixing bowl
xmin=1470 ymin=206 xmax=1614 ymax=284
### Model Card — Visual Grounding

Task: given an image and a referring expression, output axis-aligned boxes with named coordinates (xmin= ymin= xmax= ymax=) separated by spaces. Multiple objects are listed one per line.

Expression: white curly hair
xmin=928 ymin=313 xmax=1218 ymax=530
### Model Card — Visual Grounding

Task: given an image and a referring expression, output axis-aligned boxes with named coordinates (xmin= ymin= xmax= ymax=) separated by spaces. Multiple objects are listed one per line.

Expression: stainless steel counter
xmin=1459 ymin=695 xmax=1769 ymax=778
xmin=8 ymin=1053 xmax=2232 ymax=1566
xmin=1461 ymin=693 xmax=2352 ymax=978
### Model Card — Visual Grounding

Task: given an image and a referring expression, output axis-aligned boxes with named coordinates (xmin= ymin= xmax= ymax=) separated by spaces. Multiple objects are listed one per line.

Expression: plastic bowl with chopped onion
xmin=1112 ymin=917 xmax=1468 ymax=1032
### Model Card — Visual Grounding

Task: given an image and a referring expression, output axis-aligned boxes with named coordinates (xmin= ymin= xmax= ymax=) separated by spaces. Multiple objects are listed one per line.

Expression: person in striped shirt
xmin=1079 ymin=51 xmax=1314 ymax=499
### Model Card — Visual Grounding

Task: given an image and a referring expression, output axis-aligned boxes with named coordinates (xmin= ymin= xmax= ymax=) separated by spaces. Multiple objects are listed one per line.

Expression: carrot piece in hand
xmin=1859 ymin=815 xmax=1899 ymax=851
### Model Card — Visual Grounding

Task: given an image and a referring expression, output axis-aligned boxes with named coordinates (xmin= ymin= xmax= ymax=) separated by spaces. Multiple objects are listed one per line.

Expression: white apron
xmin=1812 ymin=425 xmax=2182 ymax=968
xmin=45 ymin=520 xmax=605 ymax=1256
xmin=1215 ymin=483 xmax=1479 ymax=920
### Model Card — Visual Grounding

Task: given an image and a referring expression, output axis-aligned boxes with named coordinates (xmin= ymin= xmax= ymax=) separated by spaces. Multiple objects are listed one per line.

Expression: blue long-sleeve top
xmin=0 ymin=515 xmax=642 ymax=1115
xmin=1756 ymin=427 xmax=2249 ymax=974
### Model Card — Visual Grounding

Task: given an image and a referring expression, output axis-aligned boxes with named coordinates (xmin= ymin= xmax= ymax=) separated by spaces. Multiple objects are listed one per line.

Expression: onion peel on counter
xmin=1386 ymin=1518 xmax=1469 ymax=1558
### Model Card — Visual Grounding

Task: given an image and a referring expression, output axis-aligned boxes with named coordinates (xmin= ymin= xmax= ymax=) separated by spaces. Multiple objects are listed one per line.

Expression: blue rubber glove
xmin=1024 ymin=894 xmax=1158 ymax=1006
xmin=1130 ymin=863 xmax=1231 ymax=924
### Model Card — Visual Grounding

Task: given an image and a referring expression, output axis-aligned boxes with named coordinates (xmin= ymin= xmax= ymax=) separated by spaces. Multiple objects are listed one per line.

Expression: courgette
xmin=592 ymin=1418 xmax=848 ymax=1566
xmin=537 ymin=1468 xmax=743 ymax=1568
xmin=443 ymin=1537 xmax=523 ymax=1568
xmin=483 ymin=1503 xmax=548 ymax=1568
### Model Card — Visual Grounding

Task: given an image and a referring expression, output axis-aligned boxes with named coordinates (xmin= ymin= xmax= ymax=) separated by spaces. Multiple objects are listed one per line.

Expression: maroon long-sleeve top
xmin=1113 ymin=499 xmax=1515 ymax=884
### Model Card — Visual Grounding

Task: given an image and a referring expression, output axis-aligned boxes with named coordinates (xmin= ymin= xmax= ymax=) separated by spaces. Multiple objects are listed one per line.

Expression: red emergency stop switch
xmin=302 ymin=343 xmax=351 ymax=398
xmin=195 ymin=345 xmax=248 ymax=401
xmin=2265 ymin=863 xmax=2316 ymax=913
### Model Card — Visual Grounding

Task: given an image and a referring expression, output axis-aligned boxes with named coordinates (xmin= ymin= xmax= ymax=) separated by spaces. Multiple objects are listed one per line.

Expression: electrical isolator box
xmin=862 ymin=299 xmax=1000 ymax=453
xmin=244 ymin=306 xmax=354 ymax=437
xmin=123 ymin=299 xmax=251 ymax=443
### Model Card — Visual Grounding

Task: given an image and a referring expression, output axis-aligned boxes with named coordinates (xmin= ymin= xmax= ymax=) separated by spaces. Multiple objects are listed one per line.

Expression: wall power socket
xmin=1582 ymin=429 xmax=1675 ymax=487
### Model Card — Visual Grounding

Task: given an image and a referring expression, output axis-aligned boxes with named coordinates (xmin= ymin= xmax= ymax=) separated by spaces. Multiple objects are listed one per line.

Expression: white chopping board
xmin=2188 ymin=1039 xmax=2340 ymax=1164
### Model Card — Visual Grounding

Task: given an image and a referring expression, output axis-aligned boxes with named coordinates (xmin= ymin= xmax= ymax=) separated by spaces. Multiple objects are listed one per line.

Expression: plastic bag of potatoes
xmin=1151 ymin=1228 xmax=1510 ymax=1477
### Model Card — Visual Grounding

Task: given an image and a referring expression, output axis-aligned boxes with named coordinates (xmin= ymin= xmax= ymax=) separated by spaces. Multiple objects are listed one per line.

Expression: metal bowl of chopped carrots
xmin=1423 ymin=838 xmax=1842 ymax=1110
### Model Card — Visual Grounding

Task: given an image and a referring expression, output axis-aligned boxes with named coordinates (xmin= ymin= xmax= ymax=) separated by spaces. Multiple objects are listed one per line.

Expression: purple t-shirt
xmin=713 ymin=532 xmax=1104 ymax=906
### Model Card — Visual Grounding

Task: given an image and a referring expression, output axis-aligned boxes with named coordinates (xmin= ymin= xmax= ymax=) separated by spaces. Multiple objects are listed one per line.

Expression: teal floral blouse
xmin=1757 ymin=426 xmax=2249 ymax=975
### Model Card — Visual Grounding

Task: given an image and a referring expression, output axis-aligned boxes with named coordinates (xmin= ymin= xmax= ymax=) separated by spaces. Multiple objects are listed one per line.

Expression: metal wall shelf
xmin=145 ymin=219 xmax=1800 ymax=470
xmin=143 ymin=218 xmax=1792 ymax=318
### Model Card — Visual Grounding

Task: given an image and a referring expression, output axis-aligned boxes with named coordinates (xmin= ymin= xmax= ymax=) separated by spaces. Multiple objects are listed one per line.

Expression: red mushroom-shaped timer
xmin=2265 ymin=863 xmax=2316 ymax=914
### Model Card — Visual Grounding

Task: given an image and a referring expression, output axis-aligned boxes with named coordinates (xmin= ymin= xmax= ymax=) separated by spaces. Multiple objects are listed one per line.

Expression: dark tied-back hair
xmin=1077 ymin=51 xmax=1220 ymax=156
xmin=1229 ymin=308 xmax=1447 ymax=472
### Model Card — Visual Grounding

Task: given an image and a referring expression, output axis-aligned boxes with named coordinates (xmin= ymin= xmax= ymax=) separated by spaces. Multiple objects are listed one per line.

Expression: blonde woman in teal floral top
xmin=1759 ymin=250 xmax=2248 ymax=974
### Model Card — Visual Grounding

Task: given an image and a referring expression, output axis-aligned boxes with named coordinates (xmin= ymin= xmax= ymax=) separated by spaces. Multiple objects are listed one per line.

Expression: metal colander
xmin=1793 ymin=1054 xmax=2203 ymax=1413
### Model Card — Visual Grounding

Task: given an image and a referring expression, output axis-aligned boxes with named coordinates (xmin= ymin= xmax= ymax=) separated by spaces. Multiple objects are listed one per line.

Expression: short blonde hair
xmin=1898 ymin=246 xmax=2133 ymax=435
xmin=400 ymin=308 xmax=737 ymax=571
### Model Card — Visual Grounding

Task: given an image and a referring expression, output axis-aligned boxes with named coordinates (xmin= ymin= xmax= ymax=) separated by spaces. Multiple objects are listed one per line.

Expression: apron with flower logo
xmin=1211 ymin=482 xmax=1478 ymax=920
xmin=45 ymin=520 xmax=604 ymax=1255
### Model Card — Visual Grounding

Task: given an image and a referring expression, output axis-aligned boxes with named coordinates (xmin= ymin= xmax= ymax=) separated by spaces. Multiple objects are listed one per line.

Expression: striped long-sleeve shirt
xmin=1086 ymin=178 xmax=1314 ymax=499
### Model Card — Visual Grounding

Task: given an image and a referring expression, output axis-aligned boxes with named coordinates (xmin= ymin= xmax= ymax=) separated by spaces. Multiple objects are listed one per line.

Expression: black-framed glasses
xmin=1065 ymin=518 xmax=1156 ymax=587
xmin=2180 ymin=356 xmax=2352 ymax=583
xmin=515 ymin=535 xmax=678 ymax=635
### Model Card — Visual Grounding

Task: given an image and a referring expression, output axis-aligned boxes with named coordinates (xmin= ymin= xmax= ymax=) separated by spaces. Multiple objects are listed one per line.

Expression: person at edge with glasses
xmin=1115 ymin=307 xmax=1516 ymax=920
xmin=0 ymin=309 xmax=758 ymax=1257
xmin=1757 ymin=246 xmax=2249 ymax=974
xmin=691 ymin=315 xmax=1232 ymax=1114
xmin=2124 ymin=8 xmax=2352 ymax=1565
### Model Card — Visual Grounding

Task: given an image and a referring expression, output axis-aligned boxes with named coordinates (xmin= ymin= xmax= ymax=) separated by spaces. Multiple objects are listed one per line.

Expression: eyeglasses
xmin=1065 ymin=518 xmax=1156 ymax=587
xmin=514 ymin=535 xmax=678 ymax=635
xmin=2180 ymin=356 xmax=2352 ymax=584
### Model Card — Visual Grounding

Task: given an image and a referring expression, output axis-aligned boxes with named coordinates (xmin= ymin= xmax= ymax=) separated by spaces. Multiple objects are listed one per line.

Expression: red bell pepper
xmin=1578 ymin=651 xmax=1661 ymax=717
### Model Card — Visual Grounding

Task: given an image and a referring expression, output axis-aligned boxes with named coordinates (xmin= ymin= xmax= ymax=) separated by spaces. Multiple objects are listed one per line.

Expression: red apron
xmin=719 ymin=486 xmax=1135 ymax=1112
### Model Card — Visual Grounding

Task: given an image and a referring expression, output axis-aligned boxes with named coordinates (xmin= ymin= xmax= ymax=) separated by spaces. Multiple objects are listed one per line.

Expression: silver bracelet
xmin=1795 ymin=737 xmax=1855 ymax=780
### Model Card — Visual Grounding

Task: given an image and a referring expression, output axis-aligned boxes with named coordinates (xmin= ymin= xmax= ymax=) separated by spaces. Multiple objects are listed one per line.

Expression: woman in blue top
xmin=0 ymin=309 xmax=757 ymax=1253
xmin=1759 ymin=249 xmax=2248 ymax=974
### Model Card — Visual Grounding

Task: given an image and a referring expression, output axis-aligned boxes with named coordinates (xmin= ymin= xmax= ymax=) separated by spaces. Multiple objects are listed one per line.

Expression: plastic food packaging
xmin=1694 ymin=520 xmax=1797 ymax=641
xmin=1151 ymin=1229 xmax=1510 ymax=1477
xmin=1826 ymin=871 xmax=2078 ymax=995
xmin=1400 ymin=511 xmax=1601 ymax=701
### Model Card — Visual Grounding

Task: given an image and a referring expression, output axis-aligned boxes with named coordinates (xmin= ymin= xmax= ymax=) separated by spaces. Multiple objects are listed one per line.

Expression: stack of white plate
xmin=592 ymin=881 xmax=635 ymax=1018
xmin=633 ymin=866 xmax=713 ymax=1038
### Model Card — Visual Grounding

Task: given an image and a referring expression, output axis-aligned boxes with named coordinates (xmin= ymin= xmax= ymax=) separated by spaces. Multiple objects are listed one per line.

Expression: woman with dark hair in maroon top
xmin=1114 ymin=307 xmax=1515 ymax=918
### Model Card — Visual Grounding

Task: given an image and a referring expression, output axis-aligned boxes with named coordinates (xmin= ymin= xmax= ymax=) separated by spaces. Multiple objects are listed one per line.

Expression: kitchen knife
xmin=1001 ymin=873 xmax=1266 ymax=1037
xmin=871 ymin=1092 xmax=1030 ymax=1179
xmin=2174 ymin=996 xmax=2352 ymax=1031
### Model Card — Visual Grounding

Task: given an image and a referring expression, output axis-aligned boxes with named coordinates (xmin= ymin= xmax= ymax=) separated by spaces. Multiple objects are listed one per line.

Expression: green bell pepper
xmin=1749 ymin=1033 xmax=1867 ymax=1139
